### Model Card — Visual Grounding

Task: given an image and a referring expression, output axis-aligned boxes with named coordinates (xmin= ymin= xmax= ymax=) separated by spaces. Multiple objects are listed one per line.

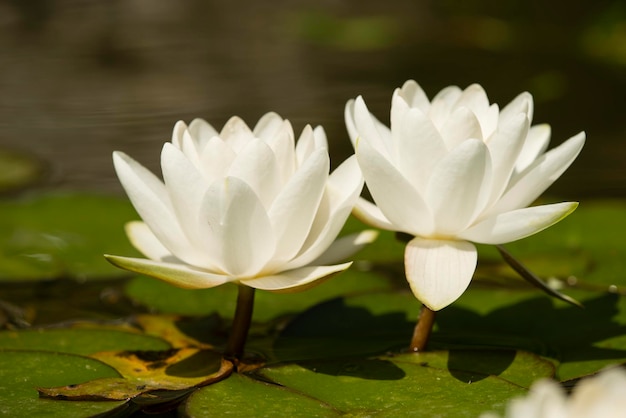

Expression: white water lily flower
xmin=481 ymin=367 xmax=626 ymax=418
xmin=345 ymin=80 xmax=584 ymax=310
xmin=106 ymin=113 xmax=376 ymax=292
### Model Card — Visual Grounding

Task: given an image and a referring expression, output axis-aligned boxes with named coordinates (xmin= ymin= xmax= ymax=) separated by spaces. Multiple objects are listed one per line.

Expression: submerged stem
xmin=225 ymin=284 xmax=256 ymax=362
xmin=410 ymin=305 xmax=436 ymax=352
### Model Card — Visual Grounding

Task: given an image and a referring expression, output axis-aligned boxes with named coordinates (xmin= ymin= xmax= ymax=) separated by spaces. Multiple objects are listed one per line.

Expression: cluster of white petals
xmin=106 ymin=113 xmax=376 ymax=292
xmin=345 ymin=80 xmax=584 ymax=310
xmin=481 ymin=367 xmax=626 ymax=418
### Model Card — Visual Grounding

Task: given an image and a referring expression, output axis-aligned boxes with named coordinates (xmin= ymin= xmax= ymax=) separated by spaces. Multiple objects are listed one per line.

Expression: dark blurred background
xmin=1 ymin=0 xmax=625 ymax=197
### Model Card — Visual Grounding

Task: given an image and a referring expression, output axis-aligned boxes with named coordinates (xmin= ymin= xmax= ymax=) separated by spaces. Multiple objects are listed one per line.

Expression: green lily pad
xmin=1 ymin=317 xmax=233 ymax=402
xmin=273 ymin=295 xmax=416 ymax=361
xmin=0 ymin=327 xmax=171 ymax=355
xmin=249 ymin=350 xmax=548 ymax=418
xmin=340 ymin=217 xmax=407 ymax=266
xmin=447 ymin=287 xmax=626 ymax=380
xmin=0 ymin=350 xmax=125 ymax=417
xmin=1 ymin=195 xmax=624 ymax=415
xmin=0 ymin=193 xmax=139 ymax=282
xmin=183 ymin=372 xmax=341 ymax=417
xmin=406 ymin=349 xmax=556 ymax=388
xmin=41 ymin=348 xmax=233 ymax=401
xmin=478 ymin=200 xmax=626 ymax=291
xmin=187 ymin=360 xmax=525 ymax=417
xmin=0 ymin=148 xmax=43 ymax=193
xmin=274 ymin=282 xmax=626 ymax=383
xmin=125 ymin=267 xmax=394 ymax=323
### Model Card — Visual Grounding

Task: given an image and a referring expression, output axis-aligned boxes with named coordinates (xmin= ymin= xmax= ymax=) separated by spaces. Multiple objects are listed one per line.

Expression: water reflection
xmin=1 ymin=0 xmax=625 ymax=196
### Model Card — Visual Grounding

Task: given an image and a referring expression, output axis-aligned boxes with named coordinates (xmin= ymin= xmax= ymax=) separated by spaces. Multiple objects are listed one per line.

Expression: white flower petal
xmin=357 ymin=136 xmax=433 ymax=236
xmin=515 ymin=124 xmax=551 ymax=172
xmin=104 ymin=255 xmax=231 ymax=289
xmin=370 ymin=112 xmax=393 ymax=144
xmin=354 ymin=96 xmax=393 ymax=158
xmin=112 ymin=151 xmax=201 ymax=265
xmin=432 ymin=85 xmax=462 ymax=105
xmin=179 ymin=129 xmax=203 ymax=167
xmin=429 ymin=85 xmax=462 ymax=128
xmin=404 ymin=238 xmax=477 ymax=311
xmin=161 ymin=143 xmax=217 ymax=267
xmin=268 ymin=148 xmax=329 ymax=262
xmin=426 ymin=138 xmax=490 ymax=235
xmin=491 ymin=131 xmax=585 ymax=214
xmin=311 ymin=230 xmax=378 ymax=266
xmin=312 ymin=126 xmax=329 ymax=149
xmin=345 ymin=99 xmax=360 ymax=146
xmin=200 ymin=177 xmax=276 ymax=277
xmin=455 ymin=84 xmax=491 ymax=121
xmin=295 ymin=125 xmax=322 ymax=165
xmin=481 ymin=103 xmax=500 ymax=139
xmin=458 ymin=202 xmax=578 ymax=244
xmin=328 ymin=154 xmax=363 ymax=193
xmin=348 ymin=97 xmax=392 ymax=149
xmin=390 ymin=88 xmax=411 ymax=133
xmin=228 ymin=139 xmax=282 ymax=208
xmin=508 ymin=380 xmax=568 ymax=418
xmin=220 ymin=116 xmax=254 ymax=152
xmin=279 ymin=195 xmax=335 ymax=271
xmin=253 ymin=112 xmax=285 ymax=139
xmin=125 ymin=221 xmax=172 ymax=261
xmin=265 ymin=120 xmax=296 ymax=183
xmin=441 ymin=106 xmax=484 ymax=149
xmin=570 ymin=368 xmax=626 ymax=415
xmin=352 ymin=198 xmax=396 ymax=231
xmin=171 ymin=120 xmax=188 ymax=149
xmin=241 ymin=262 xmax=352 ymax=293
xmin=394 ymin=107 xmax=448 ymax=194
xmin=188 ymin=118 xmax=218 ymax=146
xmin=501 ymin=91 xmax=534 ymax=124
xmin=485 ymin=113 xmax=529 ymax=205
xmin=199 ymin=137 xmax=236 ymax=182
xmin=284 ymin=155 xmax=364 ymax=269
xmin=398 ymin=79 xmax=430 ymax=112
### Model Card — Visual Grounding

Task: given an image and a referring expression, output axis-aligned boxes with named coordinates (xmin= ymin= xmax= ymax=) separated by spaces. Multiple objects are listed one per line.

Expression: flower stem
xmin=410 ymin=305 xmax=436 ymax=352
xmin=225 ymin=284 xmax=255 ymax=362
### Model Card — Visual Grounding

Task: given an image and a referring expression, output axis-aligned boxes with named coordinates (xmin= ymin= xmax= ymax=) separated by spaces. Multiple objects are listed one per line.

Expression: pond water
xmin=1 ymin=0 xmax=626 ymax=197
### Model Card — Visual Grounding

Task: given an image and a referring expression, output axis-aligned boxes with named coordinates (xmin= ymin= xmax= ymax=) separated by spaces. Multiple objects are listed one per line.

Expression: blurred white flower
xmin=481 ymin=367 xmax=626 ymax=418
xmin=345 ymin=80 xmax=584 ymax=310
xmin=106 ymin=113 xmax=376 ymax=292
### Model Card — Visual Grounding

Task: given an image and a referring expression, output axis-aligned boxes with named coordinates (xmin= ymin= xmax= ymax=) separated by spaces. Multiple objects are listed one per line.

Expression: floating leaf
xmin=274 ymin=296 xmax=416 ymax=361
xmin=405 ymin=349 xmax=556 ymax=388
xmin=183 ymin=372 xmax=341 ymax=417
xmin=480 ymin=200 xmax=626 ymax=292
xmin=131 ymin=314 xmax=224 ymax=348
xmin=0 ymin=314 xmax=234 ymax=402
xmin=125 ymin=268 xmax=393 ymax=322
xmin=243 ymin=350 xmax=549 ymax=418
xmin=2 ymin=198 xmax=626 ymax=414
xmin=0 ymin=327 xmax=171 ymax=355
xmin=0 ymin=350 xmax=125 ymax=417
xmin=275 ymin=284 xmax=626 ymax=383
xmin=0 ymin=193 xmax=139 ymax=282
xmin=438 ymin=288 xmax=626 ymax=380
xmin=40 ymin=348 xmax=233 ymax=401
